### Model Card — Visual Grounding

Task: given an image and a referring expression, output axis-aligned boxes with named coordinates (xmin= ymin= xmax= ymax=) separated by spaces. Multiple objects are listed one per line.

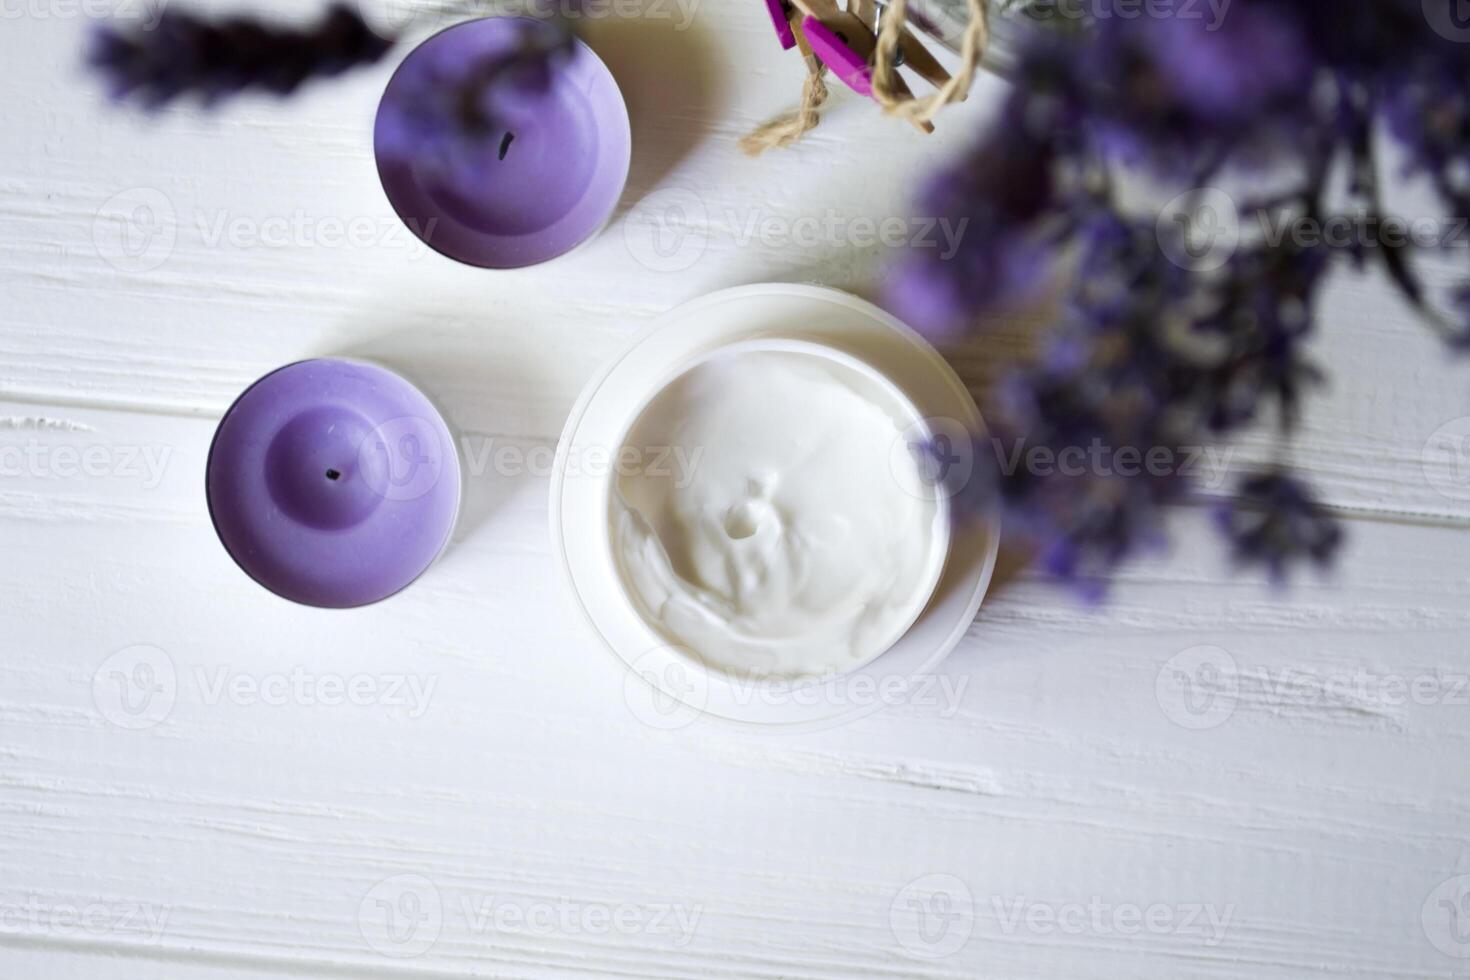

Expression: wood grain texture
xmin=3 ymin=1 xmax=1470 ymax=978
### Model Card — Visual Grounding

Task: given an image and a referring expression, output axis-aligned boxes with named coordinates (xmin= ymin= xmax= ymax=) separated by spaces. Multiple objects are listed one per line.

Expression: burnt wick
xmin=498 ymin=132 xmax=515 ymax=161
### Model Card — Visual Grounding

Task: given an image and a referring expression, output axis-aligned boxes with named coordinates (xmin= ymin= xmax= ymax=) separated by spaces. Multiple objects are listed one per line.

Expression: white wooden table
xmin=5 ymin=2 xmax=1470 ymax=977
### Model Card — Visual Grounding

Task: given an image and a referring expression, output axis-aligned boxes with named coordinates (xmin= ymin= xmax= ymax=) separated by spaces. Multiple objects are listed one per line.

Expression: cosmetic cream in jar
xmin=551 ymin=283 xmax=1000 ymax=728
xmin=607 ymin=339 xmax=950 ymax=682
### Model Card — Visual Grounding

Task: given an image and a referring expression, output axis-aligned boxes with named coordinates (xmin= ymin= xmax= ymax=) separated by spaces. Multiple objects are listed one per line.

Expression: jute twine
xmin=739 ymin=0 xmax=989 ymax=156
xmin=738 ymin=60 xmax=832 ymax=155
xmin=873 ymin=0 xmax=988 ymax=122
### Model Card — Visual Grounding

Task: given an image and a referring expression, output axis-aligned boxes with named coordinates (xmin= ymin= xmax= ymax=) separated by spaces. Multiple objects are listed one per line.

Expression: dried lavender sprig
xmin=889 ymin=1 xmax=1404 ymax=596
xmin=88 ymin=3 xmax=393 ymax=108
xmin=373 ymin=15 xmax=577 ymax=190
xmin=1216 ymin=472 xmax=1342 ymax=583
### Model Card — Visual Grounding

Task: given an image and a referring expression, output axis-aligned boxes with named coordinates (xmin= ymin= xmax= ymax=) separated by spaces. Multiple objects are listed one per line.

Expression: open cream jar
xmin=607 ymin=339 xmax=950 ymax=682
xmin=551 ymin=284 xmax=999 ymax=727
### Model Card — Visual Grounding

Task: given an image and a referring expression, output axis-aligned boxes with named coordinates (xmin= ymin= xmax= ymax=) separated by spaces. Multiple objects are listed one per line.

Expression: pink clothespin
xmin=763 ymin=0 xmax=798 ymax=49
xmin=800 ymin=14 xmax=874 ymax=97
xmin=755 ymin=0 xmax=952 ymax=134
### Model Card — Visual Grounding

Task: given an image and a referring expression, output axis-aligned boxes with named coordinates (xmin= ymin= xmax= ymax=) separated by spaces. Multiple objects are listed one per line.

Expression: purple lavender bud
xmin=372 ymin=16 xmax=574 ymax=192
xmin=883 ymin=117 xmax=1063 ymax=334
xmin=1138 ymin=7 xmax=1309 ymax=120
xmin=87 ymin=4 xmax=393 ymax=108
xmin=875 ymin=0 xmax=1470 ymax=597
xmin=1074 ymin=4 xmax=1315 ymax=176
xmin=1216 ymin=472 xmax=1342 ymax=583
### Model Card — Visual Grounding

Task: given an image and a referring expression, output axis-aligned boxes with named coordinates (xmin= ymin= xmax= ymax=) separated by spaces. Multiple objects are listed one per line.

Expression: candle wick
xmin=325 ymin=468 xmax=341 ymax=481
xmin=498 ymin=131 xmax=515 ymax=161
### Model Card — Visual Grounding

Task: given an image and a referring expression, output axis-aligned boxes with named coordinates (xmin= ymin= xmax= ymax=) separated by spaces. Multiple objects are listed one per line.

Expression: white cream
xmin=609 ymin=343 xmax=947 ymax=681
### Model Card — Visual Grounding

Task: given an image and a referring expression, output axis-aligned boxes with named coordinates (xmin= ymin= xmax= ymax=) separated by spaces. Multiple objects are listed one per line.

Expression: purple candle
xmin=207 ymin=359 xmax=461 ymax=608
xmin=374 ymin=17 xmax=632 ymax=269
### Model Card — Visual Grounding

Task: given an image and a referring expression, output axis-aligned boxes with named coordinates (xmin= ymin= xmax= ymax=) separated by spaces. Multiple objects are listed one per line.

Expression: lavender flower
xmin=887 ymin=123 xmax=1061 ymax=334
xmin=90 ymin=4 xmax=580 ymax=200
xmin=1078 ymin=5 xmax=1314 ymax=175
xmin=373 ymin=16 xmax=575 ymax=189
xmin=88 ymin=4 xmax=393 ymax=107
xmin=1193 ymin=232 xmax=1329 ymax=431
xmin=882 ymin=0 xmax=1470 ymax=595
xmin=939 ymin=213 xmax=1198 ymax=596
xmin=1216 ymin=472 xmax=1342 ymax=582
xmin=1280 ymin=0 xmax=1443 ymax=80
xmin=1385 ymin=59 xmax=1470 ymax=187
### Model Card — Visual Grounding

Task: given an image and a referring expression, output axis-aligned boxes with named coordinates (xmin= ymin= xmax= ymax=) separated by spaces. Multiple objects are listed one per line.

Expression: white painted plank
xmin=1 ymin=401 xmax=1468 ymax=978
xmin=5 ymin=2 xmax=1470 ymax=978
xmin=5 ymin=3 xmax=1469 ymax=522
